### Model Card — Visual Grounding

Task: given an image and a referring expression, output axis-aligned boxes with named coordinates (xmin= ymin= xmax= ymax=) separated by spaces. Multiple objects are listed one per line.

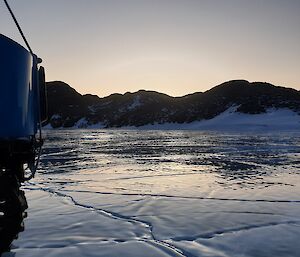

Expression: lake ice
xmin=4 ymin=130 xmax=300 ymax=257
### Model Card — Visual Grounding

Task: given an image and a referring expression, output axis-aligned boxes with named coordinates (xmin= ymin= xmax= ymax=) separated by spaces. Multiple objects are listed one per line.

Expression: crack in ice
xmin=25 ymin=185 xmax=195 ymax=257
xmin=58 ymin=188 xmax=300 ymax=203
xmin=171 ymin=220 xmax=300 ymax=241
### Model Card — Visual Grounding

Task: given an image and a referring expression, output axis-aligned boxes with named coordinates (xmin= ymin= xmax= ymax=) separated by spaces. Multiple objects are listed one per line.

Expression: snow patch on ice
xmin=73 ymin=120 xmax=106 ymax=129
xmin=74 ymin=117 xmax=88 ymax=128
xmin=130 ymin=107 xmax=300 ymax=131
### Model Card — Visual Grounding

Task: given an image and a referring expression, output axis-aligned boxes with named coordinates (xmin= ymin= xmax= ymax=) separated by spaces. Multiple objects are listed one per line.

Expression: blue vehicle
xmin=0 ymin=34 xmax=47 ymax=173
xmin=0 ymin=31 xmax=47 ymax=254
xmin=0 ymin=33 xmax=47 ymax=253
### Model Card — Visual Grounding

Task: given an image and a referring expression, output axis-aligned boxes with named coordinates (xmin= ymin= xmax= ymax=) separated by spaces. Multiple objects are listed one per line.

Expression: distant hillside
xmin=45 ymin=80 xmax=300 ymax=128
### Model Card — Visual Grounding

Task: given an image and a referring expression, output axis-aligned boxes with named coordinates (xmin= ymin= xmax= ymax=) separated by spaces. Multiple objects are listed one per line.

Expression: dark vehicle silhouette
xmin=0 ymin=34 xmax=47 ymax=254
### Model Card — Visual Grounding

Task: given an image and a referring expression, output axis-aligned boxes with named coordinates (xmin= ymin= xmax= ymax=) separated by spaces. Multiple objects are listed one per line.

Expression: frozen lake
xmin=5 ymin=130 xmax=300 ymax=257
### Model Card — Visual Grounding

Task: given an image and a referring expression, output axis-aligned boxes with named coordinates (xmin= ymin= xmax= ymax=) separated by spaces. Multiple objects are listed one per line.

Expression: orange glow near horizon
xmin=1 ymin=0 xmax=299 ymax=97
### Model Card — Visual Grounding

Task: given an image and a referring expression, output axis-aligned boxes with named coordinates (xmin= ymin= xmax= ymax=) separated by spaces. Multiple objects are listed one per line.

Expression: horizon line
xmin=45 ymin=79 xmax=299 ymax=99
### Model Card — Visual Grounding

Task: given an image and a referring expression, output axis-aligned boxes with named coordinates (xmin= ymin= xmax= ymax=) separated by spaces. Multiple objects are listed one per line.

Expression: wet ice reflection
xmin=37 ymin=130 xmax=300 ymax=199
xmin=12 ymin=130 xmax=300 ymax=257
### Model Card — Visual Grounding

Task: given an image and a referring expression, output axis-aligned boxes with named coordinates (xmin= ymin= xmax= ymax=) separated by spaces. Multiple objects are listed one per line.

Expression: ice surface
xmin=4 ymin=130 xmax=300 ymax=257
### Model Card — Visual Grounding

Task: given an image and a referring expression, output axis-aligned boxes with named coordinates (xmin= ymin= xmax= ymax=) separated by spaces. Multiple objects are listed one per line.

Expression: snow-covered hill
xmin=45 ymin=80 xmax=300 ymax=129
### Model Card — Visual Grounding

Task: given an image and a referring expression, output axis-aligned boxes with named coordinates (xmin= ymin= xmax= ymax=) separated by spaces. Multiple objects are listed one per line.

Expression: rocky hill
xmin=45 ymin=80 xmax=300 ymax=128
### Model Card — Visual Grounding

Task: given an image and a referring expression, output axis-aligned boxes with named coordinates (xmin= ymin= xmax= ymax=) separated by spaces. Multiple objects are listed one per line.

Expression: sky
xmin=1 ymin=0 xmax=300 ymax=97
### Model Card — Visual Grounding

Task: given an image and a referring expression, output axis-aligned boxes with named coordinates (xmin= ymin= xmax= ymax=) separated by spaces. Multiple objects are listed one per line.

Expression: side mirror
xmin=38 ymin=66 xmax=48 ymax=125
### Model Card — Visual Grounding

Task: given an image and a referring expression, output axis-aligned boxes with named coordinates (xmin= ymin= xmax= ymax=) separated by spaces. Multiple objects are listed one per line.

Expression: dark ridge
xmin=45 ymin=80 xmax=300 ymax=128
